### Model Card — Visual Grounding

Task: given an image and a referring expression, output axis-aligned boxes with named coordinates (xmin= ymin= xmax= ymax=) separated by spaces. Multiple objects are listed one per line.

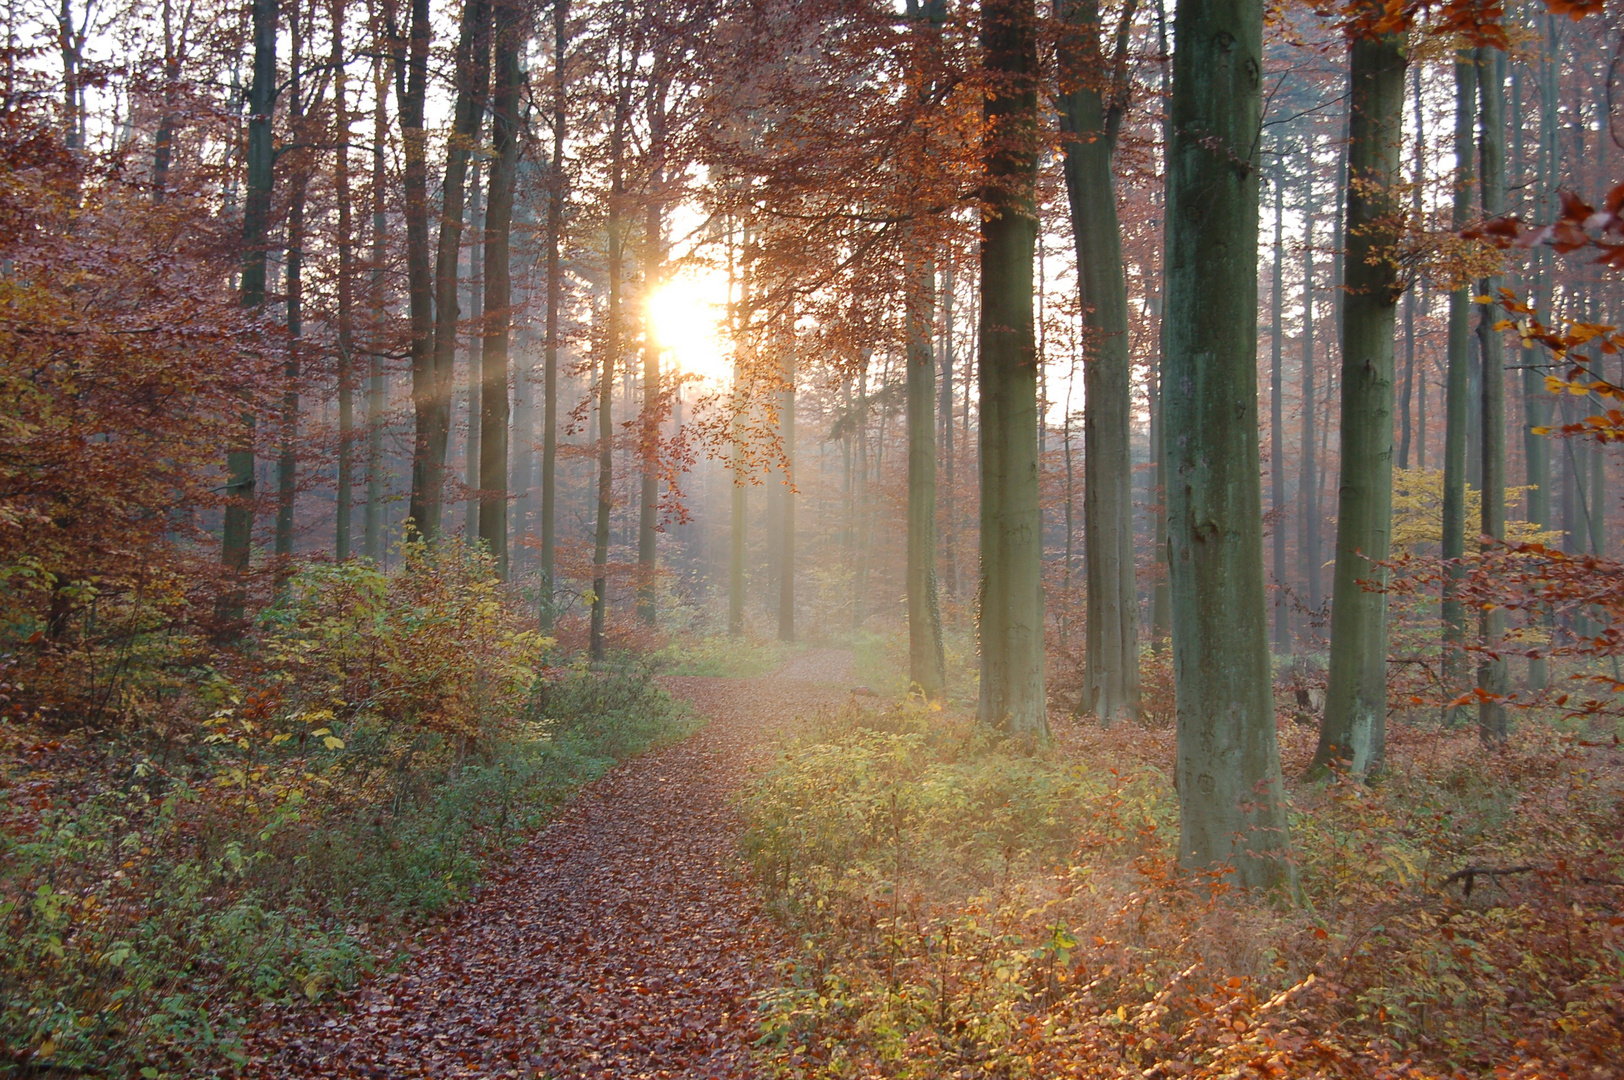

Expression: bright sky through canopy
xmin=648 ymin=270 xmax=732 ymax=387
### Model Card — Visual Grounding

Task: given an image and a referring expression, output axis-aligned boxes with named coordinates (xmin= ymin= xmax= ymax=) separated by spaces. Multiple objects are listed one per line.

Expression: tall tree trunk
xmin=638 ymin=172 xmax=665 ymax=625
xmin=1440 ymin=50 xmax=1477 ymax=712
xmin=400 ymin=0 xmax=437 ymax=539
xmin=364 ymin=44 xmax=389 ymax=562
xmin=1476 ymin=45 xmax=1508 ymax=742
xmin=1149 ymin=0 xmax=1173 ymax=653
xmin=1299 ymin=159 xmax=1319 ymax=633
xmin=903 ymin=0 xmax=946 ymax=695
xmin=152 ymin=0 xmax=178 ymax=199
xmin=333 ymin=0 xmax=354 ymax=560
xmin=1314 ymin=20 xmax=1406 ymax=777
xmin=479 ymin=0 xmax=518 ymax=578
xmin=1397 ymin=62 xmax=1419 ymax=472
xmin=465 ymin=164 xmax=485 ymax=539
xmin=1164 ymin=0 xmax=1291 ymax=888
xmin=906 ymin=253 xmax=944 ymax=693
xmin=1270 ymin=171 xmax=1288 ymax=651
xmin=1059 ymin=0 xmax=1141 ymax=725
xmin=275 ymin=6 xmax=306 ymax=574
xmin=1520 ymin=18 xmax=1554 ymax=689
xmin=779 ymin=339 xmax=797 ymax=643
xmin=221 ymin=0 xmax=275 ymax=626
xmin=540 ymin=0 xmax=568 ymax=628
xmin=727 ymin=224 xmax=746 ymax=636
xmin=977 ymin=0 xmax=1045 ymax=737
xmin=592 ymin=61 xmax=628 ymax=660
xmin=437 ymin=0 xmax=491 ymax=544
xmin=940 ymin=264 xmax=958 ymax=598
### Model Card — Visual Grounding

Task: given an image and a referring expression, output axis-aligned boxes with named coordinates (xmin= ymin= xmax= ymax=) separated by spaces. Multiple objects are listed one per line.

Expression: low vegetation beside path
xmin=0 ymin=547 xmax=695 ymax=1077
xmin=739 ymin=695 xmax=1624 ymax=1079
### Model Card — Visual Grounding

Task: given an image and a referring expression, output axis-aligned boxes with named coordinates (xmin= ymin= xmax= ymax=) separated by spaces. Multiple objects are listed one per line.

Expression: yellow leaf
xmin=322 ymin=735 xmax=345 ymax=750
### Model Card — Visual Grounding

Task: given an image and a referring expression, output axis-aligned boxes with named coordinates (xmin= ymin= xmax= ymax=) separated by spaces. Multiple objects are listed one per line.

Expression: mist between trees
xmin=3 ymin=0 xmax=1623 ymax=1073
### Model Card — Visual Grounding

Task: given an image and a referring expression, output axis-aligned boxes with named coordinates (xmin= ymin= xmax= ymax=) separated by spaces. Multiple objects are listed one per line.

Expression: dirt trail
xmin=245 ymin=650 xmax=853 ymax=1080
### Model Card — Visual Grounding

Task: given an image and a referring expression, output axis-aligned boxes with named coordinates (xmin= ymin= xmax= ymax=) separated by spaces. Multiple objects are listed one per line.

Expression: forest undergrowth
xmin=740 ymin=675 xmax=1624 ymax=1079
xmin=0 ymin=545 xmax=696 ymax=1077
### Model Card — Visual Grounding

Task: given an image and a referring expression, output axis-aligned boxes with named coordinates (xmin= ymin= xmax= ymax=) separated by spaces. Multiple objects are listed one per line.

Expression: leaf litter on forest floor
xmin=243 ymin=651 xmax=856 ymax=1079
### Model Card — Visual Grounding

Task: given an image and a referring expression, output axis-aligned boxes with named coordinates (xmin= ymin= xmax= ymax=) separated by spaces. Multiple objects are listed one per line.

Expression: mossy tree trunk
xmin=1314 ymin=20 xmax=1407 ymax=777
xmin=1058 ymin=0 xmax=1141 ymax=726
xmin=1163 ymin=0 xmax=1292 ymax=888
xmin=977 ymin=0 xmax=1046 ymax=737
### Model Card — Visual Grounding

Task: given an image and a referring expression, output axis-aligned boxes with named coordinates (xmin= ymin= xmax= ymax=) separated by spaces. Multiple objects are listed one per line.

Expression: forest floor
xmin=241 ymin=649 xmax=855 ymax=1080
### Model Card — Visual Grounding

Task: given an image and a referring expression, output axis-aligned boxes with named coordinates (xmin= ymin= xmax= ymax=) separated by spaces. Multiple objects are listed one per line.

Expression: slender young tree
xmin=364 ymin=41 xmax=389 ymax=562
xmin=1058 ymin=0 xmax=1141 ymax=725
xmin=333 ymin=0 xmax=354 ymax=560
xmin=400 ymin=0 xmax=436 ymax=539
xmin=1314 ymin=15 xmax=1407 ymax=777
xmin=1440 ymin=50 xmax=1477 ymax=713
xmin=478 ymin=0 xmax=519 ymax=578
xmin=1475 ymin=45 xmax=1509 ymax=742
xmin=540 ymin=0 xmax=568 ymax=629
xmin=978 ymin=0 xmax=1045 ymax=737
xmin=437 ymin=0 xmax=492 ymax=542
xmin=904 ymin=0 xmax=947 ymax=698
xmin=638 ymin=72 xmax=668 ymax=626
xmin=1164 ymin=0 xmax=1291 ymax=888
xmin=464 ymin=165 xmax=485 ymax=540
xmin=1299 ymin=154 xmax=1320 ymax=633
xmin=220 ymin=0 xmax=275 ymax=624
xmin=275 ymin=4 xmax=307 ymax=572
xmin=779 ymin=337 xmax=796 ymax=642
xmin=1270 ymin=169 xmax=1288 ymax=650
xmin=592 ymin=47 xmax=630 ymax=661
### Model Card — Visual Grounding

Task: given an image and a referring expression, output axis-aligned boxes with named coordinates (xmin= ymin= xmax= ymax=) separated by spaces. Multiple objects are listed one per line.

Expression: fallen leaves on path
xmin=244 ymin=653 xmax=854 ymax=1079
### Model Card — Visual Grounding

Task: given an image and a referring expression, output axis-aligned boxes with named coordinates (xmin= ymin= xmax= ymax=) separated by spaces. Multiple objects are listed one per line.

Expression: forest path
xmin=244 ymin=649 xmax=853 ymax=1080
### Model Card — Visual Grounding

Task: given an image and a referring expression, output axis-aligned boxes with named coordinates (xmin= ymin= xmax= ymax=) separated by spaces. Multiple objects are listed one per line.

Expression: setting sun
xmin=647 ymin=271 xmax=732 ymax=386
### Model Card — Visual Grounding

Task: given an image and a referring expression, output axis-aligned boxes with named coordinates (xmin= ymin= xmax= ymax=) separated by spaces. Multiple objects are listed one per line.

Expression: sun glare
xmin=648 ymin=271 xmax=732 ymax=386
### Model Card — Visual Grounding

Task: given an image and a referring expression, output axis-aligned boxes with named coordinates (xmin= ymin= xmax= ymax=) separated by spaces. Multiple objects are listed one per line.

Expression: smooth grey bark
xmin=151 ymin=0 xmax=179 ymax=201
xmin=907 ymin=253 xmax=945 ymax=695
xmin=779 ymin=342 xmax=796 ymax=643
xmin=333 ymin=0 xmax=354 ymax=560
xmin=592 ymin=63 xmax=628 ymax=660
xmin=1475 ymin=46 xmax=1508 ymax=743
xmin=477 ymin=0 xmax=518 ymax=579
xmin=1299 ymin=159 xmax=1320 ymax=630
xmin=275 ymin=7 xmax=307 ymax=573
xmin=1149 ymin=0 xmax=1172 ymax=653
xmin=638 ymin=72 xmax=668 ymax=626
xmin=1058 ymin=0 xmax=1141 ymax=725
xmin=364 ymin=49 xmax=389 ymax=562
xmin=540 ymin=0 xmax=567 ymax=629
xmin=903 ymin=0 xmax=946 ymax=697
xmin=940 ymin=265 xmax=959 ymax=598
xmin=977 ymin=0 xmax=1046 ymax=737
xmin=1521 ymin=19 xmax=1554 ymax=689
xmin=464 ymin=166 xmax=485 ymax=541
xmin=1270 ymin=171 xmax=1288 ymax=651
xmin=1314 ymin=22 xmax=1407 ymax=777
xmin=435 ymin=0 xmax=490 ymax=543
xmin=1440 ymin=51 xmax=1476 ymax=708
xmin=401 ymin=0 xmax=436 ymax=539
xmin=220 ymin=0 xmax=275 ymax=625
xmin=1164 ymin=0 xmax=1291 ymax=888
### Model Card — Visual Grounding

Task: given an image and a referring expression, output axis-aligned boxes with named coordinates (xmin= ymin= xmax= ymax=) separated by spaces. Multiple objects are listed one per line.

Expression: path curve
xmin=245 ymin=649 xmax=852 ymax=1079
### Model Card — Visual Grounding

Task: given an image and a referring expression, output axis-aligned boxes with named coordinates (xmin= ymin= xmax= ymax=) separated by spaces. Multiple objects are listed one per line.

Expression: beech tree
xmin=1163 ymin=0 xmax=1291 ymax=887
xmin=977 ymin=0 xmax=1046 ymax=737
xmin=1057 ymin=0 xmax=1140 ymax=726
xmin=1314 ymin=11 xmax=1406 ymax=777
